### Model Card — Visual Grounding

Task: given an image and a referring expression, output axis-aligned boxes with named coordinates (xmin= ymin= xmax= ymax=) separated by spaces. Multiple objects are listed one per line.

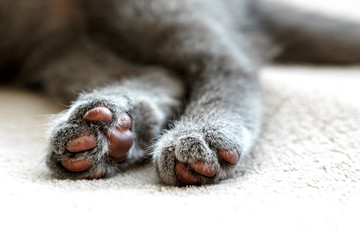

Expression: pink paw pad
xmin=107 ymin=113 xmax=133 ymax=161
xmin=61 ymin=106 xmax=134 ymax=175
xmin=190 ymin=161 xmax=217 ymax=177
xmin=83 ymin=106 xmax=113 ymax=122
xmin=219 ymin=150 xmax=239 ymax=165
xmin=175 ymin=162 xmax=200 ymax=185
xmin=66 ymin=135 xmax=97 ymax=153
xmin=61 ymin=158 xmax=93 ymax=172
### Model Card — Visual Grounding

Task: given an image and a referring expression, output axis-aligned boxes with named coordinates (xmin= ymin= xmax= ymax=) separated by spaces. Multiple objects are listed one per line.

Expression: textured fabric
xmin=1 ymin=1 xmax=360 ymax=239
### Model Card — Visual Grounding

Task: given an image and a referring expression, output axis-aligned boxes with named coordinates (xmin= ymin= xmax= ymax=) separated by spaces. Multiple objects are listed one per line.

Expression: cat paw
xmin=46 ymin=99 xmax=136 ymax=179
xmin=153 ymin=126 xmax=245 ymax=186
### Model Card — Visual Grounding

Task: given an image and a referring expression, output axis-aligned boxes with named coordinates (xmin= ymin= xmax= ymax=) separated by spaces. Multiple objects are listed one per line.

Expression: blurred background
xmin=275 ymin=0 xmax=360 ymax=21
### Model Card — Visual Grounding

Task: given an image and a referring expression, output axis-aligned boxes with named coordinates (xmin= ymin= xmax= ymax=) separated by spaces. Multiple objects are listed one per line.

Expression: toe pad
xmin=83 ymin=107 xmax=113 ymax=122
xmin=61 ymin=158 xmax=93 ymax=172
xmin=219 ymin=150 xmax=239 ymax=165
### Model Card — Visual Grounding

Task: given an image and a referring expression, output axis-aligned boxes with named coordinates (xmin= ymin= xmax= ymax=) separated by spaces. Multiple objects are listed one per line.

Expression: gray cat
xmin=1 ymin=0 xmax=359 ymax=185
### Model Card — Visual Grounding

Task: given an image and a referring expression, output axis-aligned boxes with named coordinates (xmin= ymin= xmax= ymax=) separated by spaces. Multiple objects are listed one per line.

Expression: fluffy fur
xmin=0 ymin=0 xmax=359 ymax=185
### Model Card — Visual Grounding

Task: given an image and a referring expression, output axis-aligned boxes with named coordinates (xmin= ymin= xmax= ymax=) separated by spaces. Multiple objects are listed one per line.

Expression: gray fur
xmin=0 ymin=0 xmax=359 ymax=185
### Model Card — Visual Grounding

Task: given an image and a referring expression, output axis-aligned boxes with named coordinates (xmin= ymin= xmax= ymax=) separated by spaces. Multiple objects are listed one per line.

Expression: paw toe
xmin=118 ymin=113 xmax=132 ymax=130
xmin=83 ymin=106 xmax=113 ymax=122
xmin=61 ymin=158 xmax=93 ymax=172
xmin=175 ymin=162 xmax=200 ymax=185
xmin=190 ymin=161 xmax=217 ymax=177
xmin=219 ymin=150 xmax=239 ymax=165
xmin=66 ymin=135 xmax=97 ymax=153
xmin=107 ymin=113 xmax=133 ymax=161
xmin=107 ymin=130 xmax=133 ymax=161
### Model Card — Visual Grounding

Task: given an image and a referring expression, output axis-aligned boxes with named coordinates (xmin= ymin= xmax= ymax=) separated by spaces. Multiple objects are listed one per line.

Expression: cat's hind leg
xmin=153 ymin=70 xmax=262 ymax=185
xmin=138 ymin=15 xmax=263 ymax=185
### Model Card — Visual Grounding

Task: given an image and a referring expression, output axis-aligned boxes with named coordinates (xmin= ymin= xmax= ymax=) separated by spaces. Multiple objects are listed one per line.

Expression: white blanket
xmin=1 ymin=1 xmax=359 ymax=239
